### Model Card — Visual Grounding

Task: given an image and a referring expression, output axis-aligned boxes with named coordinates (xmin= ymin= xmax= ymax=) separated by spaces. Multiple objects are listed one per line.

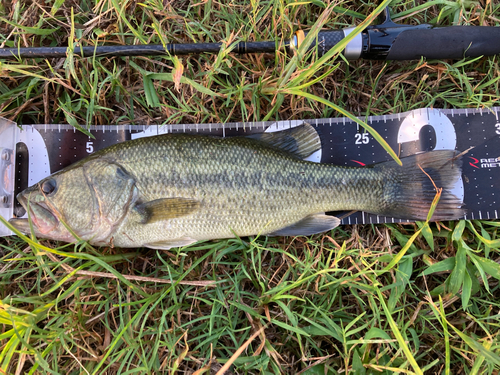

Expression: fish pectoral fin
xmin=268 ymin=214 xmax=340 ymax=237
xmin=144 ymin=237 xmax=197 ymax=250
xmin=135 ymin=198 xmax=200 ymax=224
xmin=246 ymin=123 xmax=321 ymax=160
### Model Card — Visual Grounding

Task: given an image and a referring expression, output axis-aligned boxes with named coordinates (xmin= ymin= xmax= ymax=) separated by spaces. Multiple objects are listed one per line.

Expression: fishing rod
xmin=1 ymin=8 xmax=500 ymax=61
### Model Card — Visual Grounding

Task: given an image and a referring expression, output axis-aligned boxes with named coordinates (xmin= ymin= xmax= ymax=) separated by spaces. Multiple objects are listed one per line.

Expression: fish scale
xmin=112 ymin=135 xmax=338 ymax=245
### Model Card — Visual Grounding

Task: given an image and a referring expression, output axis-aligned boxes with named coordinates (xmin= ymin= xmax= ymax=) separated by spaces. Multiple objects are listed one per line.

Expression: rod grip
xmin=386 ymin=26 xmax=500 ymax=60
xmin=298 ymin=30 xmax=345 ymax=56
xmin=316 ymin=31 xmax=345 ymax=56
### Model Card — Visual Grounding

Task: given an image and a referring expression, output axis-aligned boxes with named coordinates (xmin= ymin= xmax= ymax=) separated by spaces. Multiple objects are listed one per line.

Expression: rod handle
xmin=385 ymin=26 xmax=500 ymax=60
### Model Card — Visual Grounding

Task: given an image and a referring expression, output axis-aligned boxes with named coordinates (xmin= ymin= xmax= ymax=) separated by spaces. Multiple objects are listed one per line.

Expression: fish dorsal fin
xmin=247 ymin=123 xmax=321 ymax=159
xmin=145 ymin=237 xmax=197 ymax=250
xmin=268 ymin=213 xmax=340 ymax=237
xmin=135 ymin=198 xmax=200 ymax=224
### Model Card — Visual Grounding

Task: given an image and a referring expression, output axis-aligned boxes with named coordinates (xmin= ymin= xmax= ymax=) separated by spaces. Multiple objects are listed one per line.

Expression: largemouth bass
xmin=9 ymin=125 xmax=464 ymax=249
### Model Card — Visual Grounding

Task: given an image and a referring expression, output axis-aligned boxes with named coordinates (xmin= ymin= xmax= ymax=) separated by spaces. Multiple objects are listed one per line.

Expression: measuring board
xmin=0 ymin=107 xmax=499 ymax=237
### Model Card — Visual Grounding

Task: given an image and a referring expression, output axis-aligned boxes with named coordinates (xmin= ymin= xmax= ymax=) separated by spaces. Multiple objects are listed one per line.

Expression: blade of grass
xmin=427 ymin=295 xmax=500 ymax=366
xmin=375 ymin=288 xmax=423 ymax=375
xmin=283 ymin=88 xmax=401 ymax=164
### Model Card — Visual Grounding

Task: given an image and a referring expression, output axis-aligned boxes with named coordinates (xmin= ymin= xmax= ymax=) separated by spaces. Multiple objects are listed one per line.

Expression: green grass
xmin=1 ymin=0 xmax=500 ymax=373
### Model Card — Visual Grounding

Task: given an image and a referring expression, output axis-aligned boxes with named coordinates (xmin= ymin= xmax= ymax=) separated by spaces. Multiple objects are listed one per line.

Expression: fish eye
xmin=41 ymin=179 xmax=57 ymax=195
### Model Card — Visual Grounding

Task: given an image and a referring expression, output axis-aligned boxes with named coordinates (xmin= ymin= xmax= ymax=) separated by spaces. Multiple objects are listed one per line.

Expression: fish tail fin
xmin=375 ymin=150 xmax=465 ymax=221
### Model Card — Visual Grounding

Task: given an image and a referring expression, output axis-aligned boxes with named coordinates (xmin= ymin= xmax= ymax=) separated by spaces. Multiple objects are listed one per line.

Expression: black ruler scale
xmin=0 ymin=108 xmax=498 ymax=237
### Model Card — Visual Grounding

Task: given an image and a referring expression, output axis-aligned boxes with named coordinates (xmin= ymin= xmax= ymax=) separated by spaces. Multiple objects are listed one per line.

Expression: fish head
xmin=10 ymin=159 xmax=137 ymax=244
xmin=10 ymin=166 xmax=99 ymax=242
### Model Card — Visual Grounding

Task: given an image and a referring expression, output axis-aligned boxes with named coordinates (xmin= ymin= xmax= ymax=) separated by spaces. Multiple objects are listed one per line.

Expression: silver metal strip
xmin=343 ymin=27 xmax=363 ymax=60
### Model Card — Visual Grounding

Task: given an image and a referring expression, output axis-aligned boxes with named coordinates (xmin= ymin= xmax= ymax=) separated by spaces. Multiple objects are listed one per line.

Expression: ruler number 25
xmin=86 ymin=142 xmax=94 ymax=153
xmin=355 ymin=133 xmax=370 ymax=145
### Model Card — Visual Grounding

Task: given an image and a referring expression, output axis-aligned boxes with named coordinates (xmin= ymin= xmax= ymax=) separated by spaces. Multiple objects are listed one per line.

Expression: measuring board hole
xmin=399 ymin=125 xmax=437 ymax=157
xmin=14 ymin=142 xmax=29 ymax=217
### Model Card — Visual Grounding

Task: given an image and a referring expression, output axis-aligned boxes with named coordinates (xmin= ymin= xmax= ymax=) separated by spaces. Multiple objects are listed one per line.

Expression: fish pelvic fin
xmin=376 ymin=150 xmax=465 ymax=221
xmin=135 ymin=198 xmax=200 ymax=224
xmin=246 ymin=123 xmax=321 ymax=160
xmin=144 ymin=237 xmax=197 ymax=250
xmin=268 ymin=213 xmax=340 ymax=236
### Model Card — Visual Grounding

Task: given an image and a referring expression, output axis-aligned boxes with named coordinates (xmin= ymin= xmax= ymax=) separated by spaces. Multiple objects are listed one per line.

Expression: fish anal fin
xmin=269 ymin=213 xmax=340 ymax=237
xmin=145 ymin=237 xmax=197 ymax=250
xmin=136 ymin=198 xmax=200 ymax=224
xmin=247 ymin=123 xmax=321 ymax=160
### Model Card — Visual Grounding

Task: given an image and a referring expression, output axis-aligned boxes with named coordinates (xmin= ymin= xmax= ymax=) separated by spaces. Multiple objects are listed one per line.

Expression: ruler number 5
xmin=496 ymin=123 xmax=500 ymax=135
xmin=86 ymin=142 xmax=94 ymax=153
xmin=355 ymin=133 xmax=369 ymax=145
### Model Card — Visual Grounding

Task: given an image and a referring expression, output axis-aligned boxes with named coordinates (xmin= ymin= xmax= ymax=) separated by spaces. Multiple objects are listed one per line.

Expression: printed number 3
xmin=86 ymin=141 xmax=94 ymax=153
xmin=496 ymin=123 xmax=500 ymax=135
xmin=355 ymin=133 xmax=369 ymax=145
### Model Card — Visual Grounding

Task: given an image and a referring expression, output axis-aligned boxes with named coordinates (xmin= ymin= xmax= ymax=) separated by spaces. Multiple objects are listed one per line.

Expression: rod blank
xmin=0 ymin=41 xmax=279 ymax=59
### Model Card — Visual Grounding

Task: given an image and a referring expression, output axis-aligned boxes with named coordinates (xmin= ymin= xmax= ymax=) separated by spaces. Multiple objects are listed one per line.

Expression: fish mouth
xmin=10 ymin=194 xmax=59 ymax=235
